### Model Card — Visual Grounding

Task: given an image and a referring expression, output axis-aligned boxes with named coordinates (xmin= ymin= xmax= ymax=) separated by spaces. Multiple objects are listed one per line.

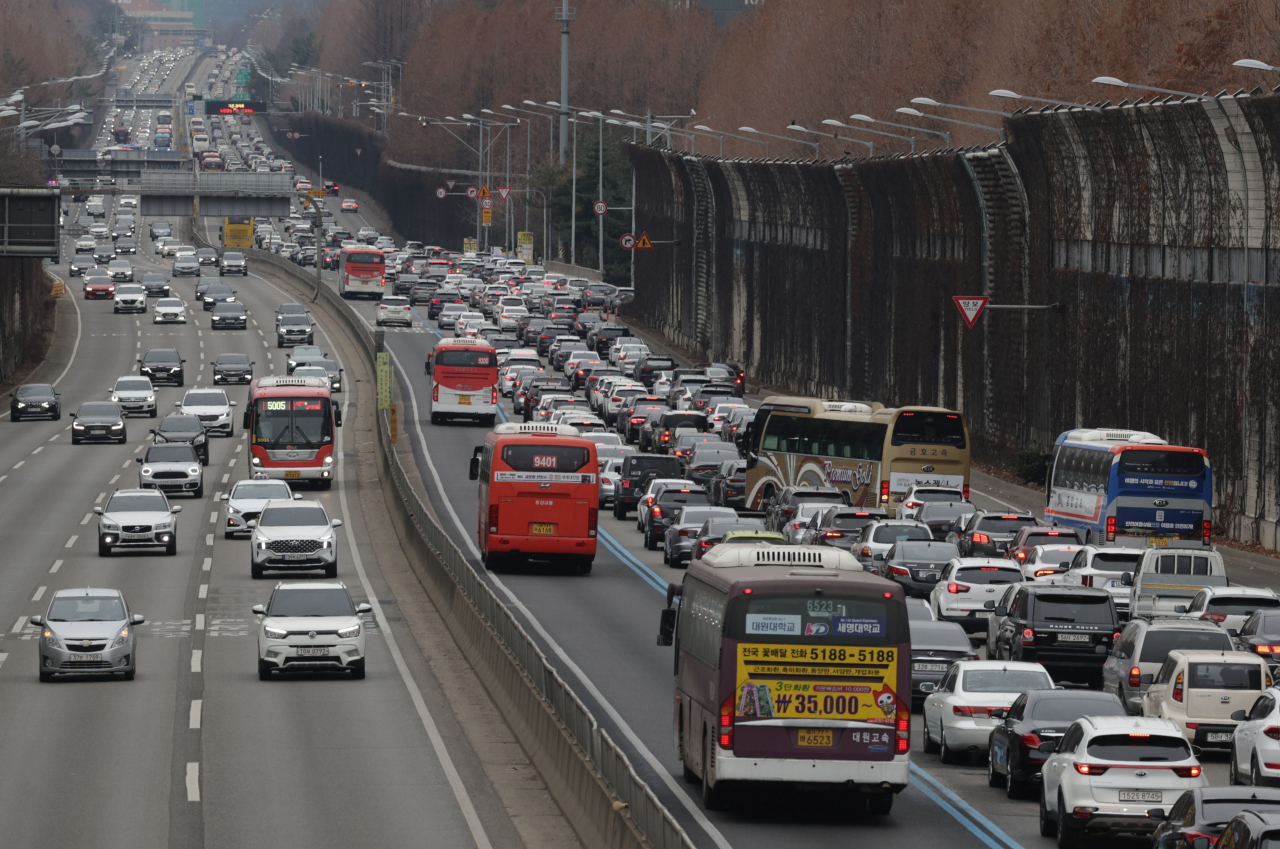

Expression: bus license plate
xmin=285 ymin=471 xmax=301 ymax=479
xmin=1119 ymin=791 xmax=1161 ymax=803
xmin=1057 ymin=634 xmax=1090 ymax=642
xmin=1149 ymin=537 xmax=1169 ymax=546
xmin=797 ymin=729 xmax=834 ymax=747
xmin=458 ymin=395 xmax=471 ymax=405
xmin=530 ymin=523 xmax=555 ymax=535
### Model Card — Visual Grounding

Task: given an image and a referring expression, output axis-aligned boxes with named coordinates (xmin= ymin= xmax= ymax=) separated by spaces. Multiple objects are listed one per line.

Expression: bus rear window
xmin=345 ymin=253 xmax=383 ymax=264
xmin=436 ymin=350 xmax=493 ymax=367
xmin=500 ymin=445 xmax=590 ymax=472
xmin=1117 ymin=449 xmax=1206 ymax=478
xmin=730 ymin=595 xmax=907 ymax=643
xmin=890 ymin=411 xmax=967 ymax=448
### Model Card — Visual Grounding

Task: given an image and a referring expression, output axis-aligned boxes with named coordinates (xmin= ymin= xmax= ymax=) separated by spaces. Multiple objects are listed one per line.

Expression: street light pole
xmin=740 ymin=126 xmax=820 ymax=156
xmin=821 ymin=118 xmax=916 ymax=153
xmin=895 ymin=107 xmax=1003 ymax=142
xmin=556 ymin=0 xmax=574 ymax=165
xmin=787 ymin=123 xmax=873 ymax=156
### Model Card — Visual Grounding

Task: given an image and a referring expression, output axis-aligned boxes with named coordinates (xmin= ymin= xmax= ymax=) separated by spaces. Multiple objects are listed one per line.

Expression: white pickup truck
xmin=1123 ymin=542 xmax=1228 ymax=619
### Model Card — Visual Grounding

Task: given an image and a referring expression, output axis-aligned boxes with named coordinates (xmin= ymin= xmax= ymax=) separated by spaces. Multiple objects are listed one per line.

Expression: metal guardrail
xmin=240 ymin=243 xmax=695 ymax=849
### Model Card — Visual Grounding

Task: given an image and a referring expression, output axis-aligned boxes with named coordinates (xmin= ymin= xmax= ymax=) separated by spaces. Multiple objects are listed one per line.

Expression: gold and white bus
xmin=743 ymin=397 xmax=971 ymax=517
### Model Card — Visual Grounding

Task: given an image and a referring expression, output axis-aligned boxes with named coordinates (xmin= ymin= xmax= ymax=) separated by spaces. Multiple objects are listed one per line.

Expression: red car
xmin=83 ymin=279 xmax=115 ymax=299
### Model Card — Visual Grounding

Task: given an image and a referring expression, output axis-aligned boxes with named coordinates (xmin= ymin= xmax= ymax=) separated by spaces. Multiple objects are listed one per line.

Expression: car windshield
xmin=1022 ymin=531 xmax=1081 ymax=547
xmin=78 ymin=402 xmax=119 ymax=417
xmin=1033 ymin=594 xmax=1114 ymax=624
xmin=16 ymin=384 xmax=53 ymax=397
xmin=224 ymin=253 xmax=243 ymax=261
xmin=975 ymin=516 xmax=1037 ymax=533
xmin=897 ymin=541 xmax=959 ymax=560
xmin=1139 ymin=630 xmax=1233 ymax=663
xmin=267 ymin=588 xmax=354 ymax=617
xmin=116 ymin=285 xmax=143 ymax=294
xmin=1189 ymin=662 xmax=1263 ymax=690
xmin=1206 ymin=597 xmax=1280 ymax=615
xmin=146 ymin=445 xmax=197 ymax=463
xmin=145 ymin=351 xmax=180 ymax=363
xmin=1035 ymin=548 xmax=1080 ymax=566
xmin=1030 ymin=697 xmax=1125 ymax=721
xmin=961 ymin=669 xmax=1053 ymax=693
xmin=157 ymin=299 xmax=183 ymax=308
xmin=47 ymin=596 xmax=127 ymax=622
xmin=1090 ymin=552 xmax=1142 ymax=572
xmin=259 ymin=506 xmax=328 ymax=527
xmin=217 ymin=354 xmax=250 ymax=365
xmin=233 ymin=483 xmax=293 ymax=501
xmin=955 ymin=566 xmax=1023 ymax=585
xmin=873 ymin=525 xmax=933 ymax=544
xmin=184 ymin=392 xmax=227 ymax=407
xmin=290 ymin=347 xmax=323 ymax=359
xmin=1085 ymin=734 xmax=1191 ymax=762
xmin=828 ymin=513 xmax=883 ymax=531
xmin=107 ymin=494 xmax=169 ymax=512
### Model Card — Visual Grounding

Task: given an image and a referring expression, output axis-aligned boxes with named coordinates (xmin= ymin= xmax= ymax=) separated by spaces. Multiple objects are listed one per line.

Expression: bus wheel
xmin=484 ymin=552 xmax=504 ymax=572
xmin=430 ymin=413 xmax=441 ymax=425
xmin=480 ymin=415 xmax=496 ymax=428
xmin=576 ymin=557 xmax=592 ymax=575
xmin=702 ymin=741 xmax=728 ymax=810
xmin=866 ymin=794 xmax=893 ymax=816
xmin=317 ymin=479 xmax=332 ymax=490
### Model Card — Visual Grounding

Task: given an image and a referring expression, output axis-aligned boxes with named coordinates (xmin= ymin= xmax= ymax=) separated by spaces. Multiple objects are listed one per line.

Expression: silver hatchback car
xmin=30 ymin=588 xmax=145 ymax=681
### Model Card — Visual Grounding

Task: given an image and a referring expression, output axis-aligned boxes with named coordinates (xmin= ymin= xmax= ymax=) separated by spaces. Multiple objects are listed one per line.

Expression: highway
xmin=0 ymin=53 xmax=538 ymax=849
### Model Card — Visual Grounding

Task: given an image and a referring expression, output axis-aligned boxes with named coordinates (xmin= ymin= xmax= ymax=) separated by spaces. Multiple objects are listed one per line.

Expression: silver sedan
xmin=30 ymin=588 xmax=145 ymax=681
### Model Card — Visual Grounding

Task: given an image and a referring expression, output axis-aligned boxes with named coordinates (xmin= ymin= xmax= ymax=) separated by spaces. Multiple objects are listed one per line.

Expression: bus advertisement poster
xmin=735 ymin=644 xmax=899 ymax=723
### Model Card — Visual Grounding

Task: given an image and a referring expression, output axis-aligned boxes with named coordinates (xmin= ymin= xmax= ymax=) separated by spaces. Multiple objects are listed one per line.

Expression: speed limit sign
xmin=593 ymin=200 xmax=608 ymax=216
xmin=482 ymin=198 xmax=493 ymax=210
xmin=620 ymin=233 xmax=636 ymax=249
xmin=435 ymin=187 xmax=447 ymax=199
xmin=466 ymin=186 xmax=479 ymax=199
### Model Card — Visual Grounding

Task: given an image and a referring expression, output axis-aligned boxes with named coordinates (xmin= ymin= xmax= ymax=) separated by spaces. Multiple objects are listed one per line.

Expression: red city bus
xmin=242 ymin=375 xmax=342 ymax=488
xmin=425 ymin=340 xmax=498 ymax=426
xmin=338 ymin=246 xmax=386 ymax=299
xmin=468 ymin=423 xmax=599 ymax=574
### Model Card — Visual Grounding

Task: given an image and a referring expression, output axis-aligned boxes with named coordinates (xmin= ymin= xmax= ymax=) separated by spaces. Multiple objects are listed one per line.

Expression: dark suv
xmin=642 ymin=484 xmax=708 ymax=549
xmin=988 ymin=584 xmax=1119 ymax=686
xmin=138 ymin=348 xmax=185 ymax=386
xmin=685 ymin=444 xmax=739 ymax=489
xmin=764 ymin=486 xmax=847 ymax=533
xmin=635 ymin=354 xmax=676 ymax=387
xmin=947 ymin=510 xmax=1039 ymax=557
xmin=613 ymin=454 xmax=683 ymax=518
xmin=803 ymin=507 xmax=888 ymax=551
xmin=589 ymin=323 xmax=631 ymax=357
xmin=643 ymin=410 xmax=708 ymax=454
xmin=708 ymin=460 xmax=746 ymax=508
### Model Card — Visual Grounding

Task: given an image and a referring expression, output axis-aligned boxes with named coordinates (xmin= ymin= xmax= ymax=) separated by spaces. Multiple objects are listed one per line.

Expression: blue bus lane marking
xmin=911 ymin=763 xmax=1028 ymax=849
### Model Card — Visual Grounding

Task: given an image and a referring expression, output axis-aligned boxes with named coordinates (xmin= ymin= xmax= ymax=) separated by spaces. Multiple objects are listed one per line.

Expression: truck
xmin=221 ymin=216 xmax=254 ymax=249
xmin=1124 ymin=541 xmax=1228 ymax=619
xmin=112 ymin=127 xmax=130 ymax=144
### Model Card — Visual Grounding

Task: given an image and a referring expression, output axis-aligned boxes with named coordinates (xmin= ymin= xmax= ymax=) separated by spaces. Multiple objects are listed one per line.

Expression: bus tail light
xmin=1203 ymin=520 xmax=1212 ymax=545
xmin=433 ymin=384 xmax=439 ymax=402
xmin=1129 ymin=666 xmax=1142 ymax=688
xmin=587 ymin=507 xmax=598 ymax=538
xmin=1021 ymin=628 xmax=1035 ymax=646
xmin=896 ymin=711 xmax=909 ymax=754
xmin=718 ymin=695 xmax=735 ymax=749
xmin=963 ymin=484 xmax=970 ymax=500
xmin=1106 ymin=515 xmax=1116 ymax=542
xmin=1173 ymin=672 xmax=1184 ymax=702
xmin=880 ymin=480 xmax=889 ymax=503
xmin=490 ymin=386 xmax=497 ymax=405
xmin=488 ymin=504 xmax=499 ymax=534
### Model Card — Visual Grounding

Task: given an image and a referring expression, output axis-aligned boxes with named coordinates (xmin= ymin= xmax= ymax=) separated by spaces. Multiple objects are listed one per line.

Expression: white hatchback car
xmin=1228 ymin=686 xmax=1280 ymax=785
xmin=375 ymin=294 xmax=412 ymax=327
xmin=921 ymin=660 xmax=1054 ymax=763
xmin=1020 ymin=544 xmax=1084 ymax=583
xmin=898 ymin=485 xmax=968 ymax=521
xmin=221 ymin=477 xmax=300 ymax=538
xmin=1038 ymin=715 xmax=1206 ymax=847
xmin=253 ymin=581 xmax=370 ymax=680
xmin=1179 ymin=586 xmax=1280 ymax=633
xmin=1057 ymin=545 xmax=1145 ymax=617
xmin=930 ymin=558 xmax=1025 ymax=634
xmin=177 ymin=388 xmax=236 ymax=436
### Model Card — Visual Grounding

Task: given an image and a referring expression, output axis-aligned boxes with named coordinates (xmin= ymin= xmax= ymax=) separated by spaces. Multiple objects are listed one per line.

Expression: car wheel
xmin=258 ymin=659 xmax=272 ymax=681
xmin=939 ymin=725 xmax=961 ymax=764
xmin=118 ymin=430 xmax=127 ymax=443
xmin=39 ymin=671 xmax=53 ymax=683
xmin=1254 ymin=754 xmax=1270 ymax=788
xmin=350 ymin=659 xmax=366 ymax=680
xmin=251 ymin=562 xmax=263 ymax=579
xmin=150 ymin=409 xmax=156 ymax=418
xmin=98 ymin=538 xmax=112 ymax=557
xmin=122 ymin=667 xmax=136 ymax=681
xmin=645 ymin=529 xmax=657 ymax=550
xmin=165 ymin=537 xmax=177 ymax=556
xmin=662 ymin=546 xmax=670 ymax=565
xmin=324 ymin=563 xmax=337 ymax=579
xmin=1230 ymin=744 xmax=1243 ymax=785
xmin=193 ymin=483 xmax=204 ymax=499
xmin=1056 ymin=792 xmax=1081 ymax=849
xmin=224 ymin=530 xmax=236 ymax=540
xmin=1039 ymin=786 xmax=1056 ymax=837
xmin=613 ymin=502 xmax=626 ymax=520
xmin=10 ymin=412 xmax=18 ymax=422
xmin=987 ymin=750 xmax=1002 ymax=787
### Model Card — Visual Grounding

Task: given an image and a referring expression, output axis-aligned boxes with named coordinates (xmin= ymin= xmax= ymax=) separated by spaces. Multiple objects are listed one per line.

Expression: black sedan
xmin=908 ymin=620 xmax=974 ymax=708
xmin=139 ymin=272 xmax=171 ymax=298
xmin=211 ymin=302 xmax=248 ymax=329
xmin=116 ymin=236 xmax=138 ymax=255
xmin=986 ymin=689 xmax=1124 ymax=798
xmin=68 ymin=255 xmax=95 ymax=276
xmin=201 ymin=284 xmax=237 ymax=311
xmin=151 ymin=414 xmax=209 ymax=465
xmin=211 ymin=353 xmax=254 ymax=384
xmin=10 ymin=383 xmax=60 ymax=420
xmin=71 ymin=401 xmax=127 ymax=444
xmin=1152 ymin=788 xmax=1280 ymax=849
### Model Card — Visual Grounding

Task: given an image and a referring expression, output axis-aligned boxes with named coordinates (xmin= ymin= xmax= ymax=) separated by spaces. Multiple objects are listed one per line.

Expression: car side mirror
xmin=657 ymin=607 xmax=677 ymax=646
xmin=1174 ymin=605 xmax=1187 ymax=614
xmin=918 ymin=682 xmax=936 ymax=694
xmin=1121 ymin=572 xmax=1134 ymax=587
xmin=29 ymin=615 xmax=44 ymax=627
xmin=174 ymin=401 xmax=181 ymax=407
xmin=1147 ymin=808 xmax=1167 ymax=821
xmin=334 ymin=407 xmax=342 ymax=427
xmin=93 ymin=507 xmax=103 ymax=514
xmin=252 ymin=604 xmax=266 ymax=616
xmin=1037 ymin=740 xmax=1058 ymax=754
xmin=70 ymin=413 xmax=77 ymax=419
xmin=148 ymin=429 xmax=155 ymax=434
xmin=995 ymin=606 xmax=1009 ymax=617
xmin=469 ymin=456 xmax=480 ymax=481
xmin=989 ymin=708 xmax=1007 ymax=719
xmin=294 ymin=494 xmax=303 ymax=500
xmin=131 ymin=614 xmax=146 ymax=625
xmin=331 ymin=519 xmax=343 ymax=528
xmin=1140 ymin=673 xmax=1154 ymax=685
xmin=171 ymin=505 xmax=181 ymax=513
xmin=136 ymin=457 xmax=143 ymax=464
xmin=873 ymin=553 xmax=884 ymax=561
xmin=246 ymin=520 xmax=256 ymax=528
xmin=1232 ymin=709 xmax=1248 ymax=721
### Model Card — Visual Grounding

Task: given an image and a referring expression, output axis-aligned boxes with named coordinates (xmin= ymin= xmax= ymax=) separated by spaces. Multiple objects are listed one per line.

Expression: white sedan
xmin=921 ymin=660 xmax=1054 ymax=763
xmin=153 ymin=297 xmax=187 ymax=323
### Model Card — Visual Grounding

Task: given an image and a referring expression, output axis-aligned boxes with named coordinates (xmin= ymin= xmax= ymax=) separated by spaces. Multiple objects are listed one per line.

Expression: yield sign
xmin=496 ymin=187 xmax=511 ymax=201
xmin=634 ymin=231 xmax=654 ymax=250
xmin=446 ymin=180 xmax=456 ymax=190
xmin=953 ymin=296 xmax=989 ymax=328
xmin=478 ymin=185 xmax=492 ymax=199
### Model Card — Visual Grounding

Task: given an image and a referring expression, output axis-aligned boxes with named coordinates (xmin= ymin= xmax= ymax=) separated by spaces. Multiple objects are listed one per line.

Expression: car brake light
xmin=1172 ymin=766 xmax=1202 ymax=778
xmin=1128 ymin=666 xmax=1144 ymax=687
xmin=880 ymin=480 xmax=889 ymax=503
xmin=947 ymin=582 xmax=970 ymax=594
xmin=1016 ymin=551 xmax=1028 ymax=561
xmin=1074 ymin=763 xmax=1109 ymax=776
xmin=1033 ymin=568 xmax=1057 ymax=577
xmin=652 ymin=506 xmax=662 ymax=519
xmin=488 ymin=503 xmax=499 ymax=533
xmin=1106 ymin=515 xmax=1116 ymax=542
xmin=1020 ymin=733 xmax=1043 ymax=749
xmin=719 ymin=695 xmax=734 ymax=748
xmin=890 ymin=565 xmax=909 ymax=577
xmin=1173 ymin=671 xmax=1184 ymax=702
xmin=824 ymin=531 xmax=843 ymax=538
xmin=1203 ymin=519 xmax=1212 ymax=545
xmin=904 ymin=501 xmax=921 ymax=508
xmin=645 ymin=496 xmax=654 ymax=506
xmin=953 ymin=706 xmax=996 ymax=717
xmin=1257 ymin=646 xmax=1280 ymax=654
xmin=1263 ymin=727 xmax=1280 ymax=740
xmin=1200 ymin=612 xmax=1228 ymax=624
xmin=1081 ymin=574 xmax=1094 ymax=587
xmin=972 ymin=533 xmax=990 ymax=544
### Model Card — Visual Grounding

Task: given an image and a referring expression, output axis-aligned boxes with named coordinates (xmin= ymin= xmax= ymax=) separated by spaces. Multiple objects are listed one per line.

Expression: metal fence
xmin=625 ymin=89 xmax=1280 ymax=551
xmin=239 ymin=244 xmax=694 ymax=849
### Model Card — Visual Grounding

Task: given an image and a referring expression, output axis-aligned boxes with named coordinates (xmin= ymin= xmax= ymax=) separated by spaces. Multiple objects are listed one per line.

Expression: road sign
xmin=463 ymin=238 xmax=478 ymax=254
xmin=953 ymin=296 xmax=990 ymax=328
xmin=376 ymin=353 xmax=392 ymax=410
xmin=482 ymin=198 xmax=493 ymax=211
xmin=482 ymin=209 xmax=493 ymax=225
xmin=634 ymin=231 xmax=654 ymax=250
xmin=593 ymin=200 xmax=608 ymax=216
xmin=435 ymin=187 xmax=447 ymax=199
xmin=620 ymin=233 xmax=636 ymax=250
xmin=187 ymin=101 xmax=195 ymax=116
xmin=497 ymin=187 xmax=511 ymax=201
xmin=478 ymin=185 xmax=491 ymax=199
xmin=307 ymin=189 xmax=327 ymax=196
xmin=517 ymin=231 xmax=533 ymax=262
xmin=466 ymin=186 xmax=478 ymax=199
xmin=446 ymin=180 xmax=457 ymax=190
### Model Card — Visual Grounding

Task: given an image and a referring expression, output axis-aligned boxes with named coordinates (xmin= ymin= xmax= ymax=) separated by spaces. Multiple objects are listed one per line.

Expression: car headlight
xmin=251 ymin=456 xmax=261 ymax=466
xmin=141 ymin=466 xmax=153 ymax=476
xmin=73 ymin=422 xmax=85 ymax=429
xmin=257 ymin=540 xmax=269 ymax=550
xmin=43 ymin=629 xmax=62 ymax=649
xmin=337 ymin=622 xmax=361 ymax=639
xmin=323 ymin=455 xmax=334 ymax=465
xmin=41 ymin=401 xmax=50 ymax=407
xmin=320 ymin=534 xmax=334 ymax=549
xmin=263 ymin=625 xmax=287 ymax=640
xmin=227 ymin=505 xmax=240 ymax=516
xmin=111 ymin=626 xmax=131 ymax=648
xmin=111 ymin=422 xmax=123 ymax=429
xmin=15 ymin=402 xmax=25 ymax=408
xmin=145 ymin=395 xmax=154 ymax=402
xmin=155 ymin=521 xmax=173 ymax=531
xmin=194 ymin=433 xmax=205 ymax=444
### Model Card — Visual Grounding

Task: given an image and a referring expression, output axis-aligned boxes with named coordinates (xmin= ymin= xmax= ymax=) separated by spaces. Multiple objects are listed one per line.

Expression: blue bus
xmin=1044 ymin=428 xmax=1212 ymax=546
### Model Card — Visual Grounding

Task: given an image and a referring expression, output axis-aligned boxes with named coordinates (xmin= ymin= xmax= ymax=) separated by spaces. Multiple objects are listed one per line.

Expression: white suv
xmin=1038 ymin=715 xmax=1207 ymax=847
xmin=177 ymin=388 xmax=235 ymax=436
xmin=929 ymin=557 xmax=1024 ymax=634
xmin=253 ymin=581 xmax=370 ymax=679
xmin=113 ymin=282 xmax=145 ymax=312
xmin=110 ymin=375 xmax=156 ymax=417
xmin=249 ymin=499 xmax=342 ymax=579
xmin=375 ymin=294 xmax=412 ymax=327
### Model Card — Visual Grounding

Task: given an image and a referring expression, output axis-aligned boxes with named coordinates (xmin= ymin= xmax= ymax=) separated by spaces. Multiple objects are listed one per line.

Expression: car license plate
xmin=1057 ymin=633 xmax=1091 ymax=642
xmin=973 ymin=611 xmax=992 ymax=618
xmin=1149 ymin=537 xmax=1169 ymax=546
xmin=530 ymin=523 xmax=555 ymax=535
xmin=914 ymin=662 xmax=950 ymax=672
xmin=919 ymin=572 xmax=939 ymax=581
xmin=1207 ymin=732 xmax=1233 ymax=743
xmin=458 ymin=395 xmax=471 ymax=405
xmin=797 ymin=728 xmax=834 ymax=747
xmin=122 ymin=532 xmax=151 ymax=540
xmin=283 ymin=552 xmax=311 ymax=561
xmin=296 ymin=647 xmax=329 ymax=657
xmin=70 ymin=653 xmax=103 ymax=662
xmin=285 ymin=471 xmax=301 ymax=479
xmin=1119 ymin=791 xmax=1162 ymax=803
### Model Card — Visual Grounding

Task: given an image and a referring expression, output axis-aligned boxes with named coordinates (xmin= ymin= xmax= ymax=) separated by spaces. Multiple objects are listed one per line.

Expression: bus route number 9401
xmin=533 ymin=455 xmax=558 ymax=469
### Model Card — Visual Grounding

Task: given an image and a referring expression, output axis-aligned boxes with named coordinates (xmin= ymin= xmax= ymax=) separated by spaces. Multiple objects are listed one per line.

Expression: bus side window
xmin=480 ymin=443 xmax=493 ymax=479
